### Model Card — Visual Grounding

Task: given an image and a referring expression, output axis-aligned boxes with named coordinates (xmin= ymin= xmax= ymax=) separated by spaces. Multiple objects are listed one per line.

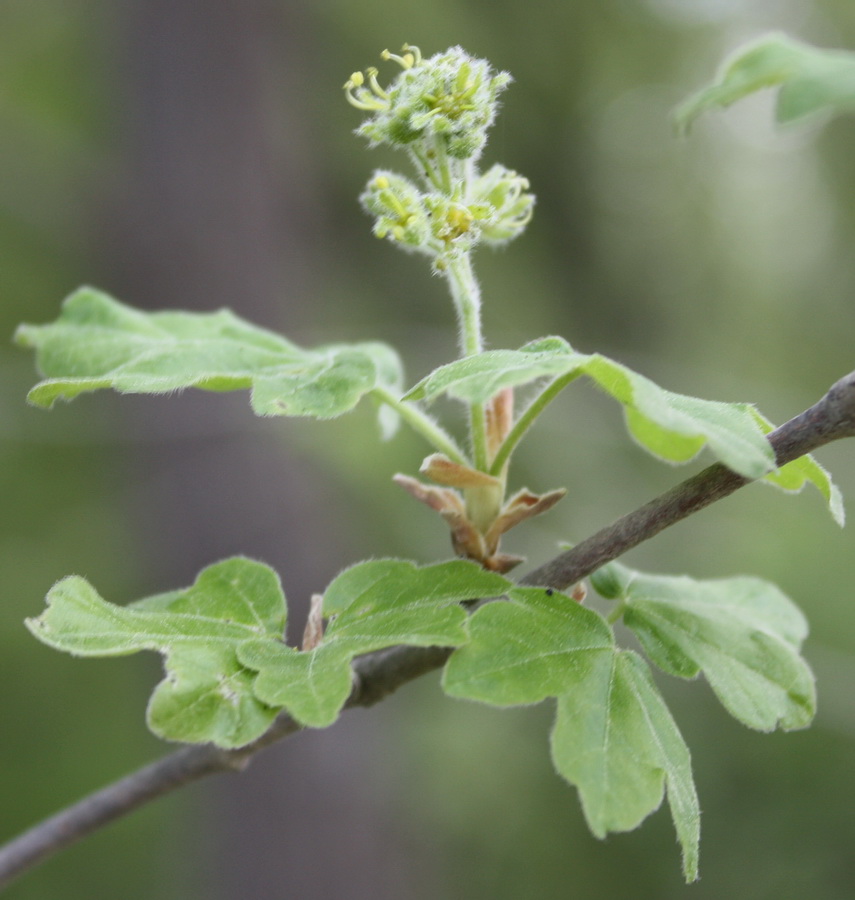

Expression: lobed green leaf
xmin=443 ymin=587 xmax=699 ymax=880
xmin=238 ymin=559 xmax=511 ymax=728
xmin=593 ymin=561 xmax=815 ymax=731
xmin=26 ymin=558 xmax=287 ymax=748
xmin=16 ymin=286 xmax=403 ymax=429
xmin=407 ymin=338 xmax=776 ymax=479
xmin=233 ymin=641 xmax=354 ymax=730
xmin=675 ymin=32 xmax=855 ymax=134
xmin=442 ymin=586 xmax=614 ymax=705
xmin=551 ymin=650 xmax=700 ymax=882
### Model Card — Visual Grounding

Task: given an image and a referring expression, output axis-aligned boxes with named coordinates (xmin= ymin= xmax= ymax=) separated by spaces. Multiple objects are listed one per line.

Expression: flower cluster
xmin=359 ymin=167 xmax=534 ymax=260
xmin=347 ymin=45 xmax=534 ymax=263
xmin=345 ymin=44 xmax=511 ymax=161
xmin=346 ymin=46 xmax=554 ymax=568
xmin=359 ymin=172 xmax=433 ymax=253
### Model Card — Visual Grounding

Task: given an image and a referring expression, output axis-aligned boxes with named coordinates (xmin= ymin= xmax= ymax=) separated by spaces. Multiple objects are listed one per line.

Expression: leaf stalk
xmin=489 ymin=370 xmax=584 ymax=476
xmin=371 ymin=386 xmax=469 ymax=464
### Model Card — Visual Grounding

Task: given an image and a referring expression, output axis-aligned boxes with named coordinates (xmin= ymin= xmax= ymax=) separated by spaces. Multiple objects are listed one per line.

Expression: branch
xmin=2 ymin=370 xmax=853 ymax=890
xmin=525 ymin=369 xmax=855 ymax=590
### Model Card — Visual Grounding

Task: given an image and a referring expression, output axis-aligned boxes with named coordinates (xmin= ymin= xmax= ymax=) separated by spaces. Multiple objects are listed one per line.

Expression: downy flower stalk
xmin=345 ymin=45 xmax=553 ymax=572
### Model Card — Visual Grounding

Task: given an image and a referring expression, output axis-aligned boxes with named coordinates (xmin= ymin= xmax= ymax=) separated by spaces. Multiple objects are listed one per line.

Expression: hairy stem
xmin=444 ymin=253 xmax=483 ymax=358
xmin=1 ymin=369 xmax=853 ymax=891
xmin=607 ymin=602 xmax=627 ymax=625
xmin=408 ymin=145 xmax=444 ymax=192
xmin=371 ymin=386 xmax=469 ymax=464
xmin=444 ymin=252 xmax=489 ymax=471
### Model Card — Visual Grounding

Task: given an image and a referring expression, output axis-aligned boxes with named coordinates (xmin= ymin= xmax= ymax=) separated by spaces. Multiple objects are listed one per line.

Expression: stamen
xmin=378 ymin=189 xmax=407 ymax=217
xmin=401 ymin=44 xmax=423 ymax=66
xmin=381 ymin=46 xmax=417 ymax=69
xmin=366 ymin=67 xmax=389 ymax=100
xmin=344 ymin=72 xmax=388 ymax=111
xmin=454 ymin=62 xmax=472 ymax=95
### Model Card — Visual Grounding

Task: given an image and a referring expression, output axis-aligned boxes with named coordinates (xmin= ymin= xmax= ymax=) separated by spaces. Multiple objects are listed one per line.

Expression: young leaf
xmin=551 ymin=651 xmax=700 ymax=882
xmin=675 ymin=32 xmax=855 ymax=134
xmin=407 ymin=338 xmax=776 ymax=479
xmin=26 ymin=558 xmax=286 ymax=748
xmin=16 ymin=287 xmax=403 ymax=427
xmin=234 ymin=641 xmax=354 ymax=730
xmin=599 ymin=562 xmax=816 ymax=731
xmin=442 ymin=586 xmax=614 ymax=704
xmin=404 ymin=337 xmax=586 ymax=404
xmin=442 ymin=587 xmax=699 ymax=880
xmin=238 ymin=559 xmax=511 ymax=728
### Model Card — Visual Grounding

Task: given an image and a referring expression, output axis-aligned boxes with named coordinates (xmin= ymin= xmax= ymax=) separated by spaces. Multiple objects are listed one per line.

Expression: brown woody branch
xmin=1 ymin=370 xmax=854 ymax=890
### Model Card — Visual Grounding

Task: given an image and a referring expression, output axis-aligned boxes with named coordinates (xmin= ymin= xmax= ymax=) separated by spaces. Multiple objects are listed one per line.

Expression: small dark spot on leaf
xmin=545 ymin=588 xmax=554 ymax=596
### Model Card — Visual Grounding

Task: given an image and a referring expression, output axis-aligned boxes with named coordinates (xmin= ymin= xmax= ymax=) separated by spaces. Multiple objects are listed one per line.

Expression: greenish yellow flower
xmin=471 ymin=165 xmax=535 ymax=244
xmin=345 ymin=44 xmax=511 ymax=161
xmin=359 ymin=171 xmax=434 ymax=253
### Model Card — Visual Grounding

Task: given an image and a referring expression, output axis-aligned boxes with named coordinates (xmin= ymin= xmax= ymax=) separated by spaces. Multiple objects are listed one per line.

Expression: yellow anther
xmin=401 ymin=44 xmax=422 ymax=66
xmin=344 ymin=71 xmax=388 ymax=111
xmin=447 ymin=207 xmax=473 ymax=232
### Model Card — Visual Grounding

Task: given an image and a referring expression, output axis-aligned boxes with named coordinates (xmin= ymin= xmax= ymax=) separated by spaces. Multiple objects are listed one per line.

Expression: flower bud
xmin=589 ymin=561 xmax=633 ymax=600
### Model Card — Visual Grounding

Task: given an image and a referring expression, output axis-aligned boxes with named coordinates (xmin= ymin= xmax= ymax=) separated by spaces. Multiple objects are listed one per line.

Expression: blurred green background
xmin=2 ymin=1 xmax=854 ymax=897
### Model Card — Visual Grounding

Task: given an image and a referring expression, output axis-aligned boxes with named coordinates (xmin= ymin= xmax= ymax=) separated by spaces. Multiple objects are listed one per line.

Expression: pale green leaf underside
xmin=599 ymin=561 xmax=815 ymax=731
xmin=552 ymin=651 xmax=700 ymax=882
xmin=26 ymin=558 xmax=286 ymax=748
xmin=405 ymin=337 xmax=581 ymax=405
xmin=239 ymin=559 xmax=511 ymax=727
xmin=16 ymin=287 xmax=403 ymax=424
xmin=443 ymin=587 xmax=699 ymax=880
xmin=406 ymin=336 xmax=776 ymax=479
xmin=675 ymin=32 xmax=855 ymax=133
xmin=750 ymin=409 xmax=845 ymax=526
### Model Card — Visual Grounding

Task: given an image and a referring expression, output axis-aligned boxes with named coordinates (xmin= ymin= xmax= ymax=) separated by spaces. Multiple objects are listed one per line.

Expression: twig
xmin=525 ymin=370 xmax=855 ymax=590
xmin=1 ymin=370 xmax=853 ymax=891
